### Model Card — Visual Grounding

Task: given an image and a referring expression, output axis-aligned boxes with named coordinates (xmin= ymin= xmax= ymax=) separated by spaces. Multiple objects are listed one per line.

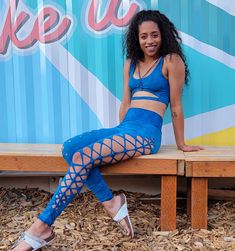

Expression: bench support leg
xmin=191 ymin=177 xmax=208 ymax=229
xmin=160 ymin=175 xmax=177 ymax=230
xmin=187 ymin=178 xmax=192 ymax=218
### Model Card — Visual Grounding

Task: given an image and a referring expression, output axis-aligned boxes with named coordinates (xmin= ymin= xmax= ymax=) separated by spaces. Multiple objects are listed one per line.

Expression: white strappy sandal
xmin=113 ymin=193 xmax=134 ymax=238
xmin=11 ymin=231 xmax=55 ymax=251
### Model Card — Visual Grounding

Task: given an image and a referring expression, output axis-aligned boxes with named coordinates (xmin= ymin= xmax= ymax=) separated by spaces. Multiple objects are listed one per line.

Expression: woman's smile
xmin=145 ymin=45 xmax=158 ymax=53
xmin=138 ymin=21 xmax=162 ymax=59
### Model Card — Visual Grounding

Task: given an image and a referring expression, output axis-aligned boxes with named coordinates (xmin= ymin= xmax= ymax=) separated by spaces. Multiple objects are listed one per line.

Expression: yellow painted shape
xmin=186 ymin=127 xmax=235 ymax=146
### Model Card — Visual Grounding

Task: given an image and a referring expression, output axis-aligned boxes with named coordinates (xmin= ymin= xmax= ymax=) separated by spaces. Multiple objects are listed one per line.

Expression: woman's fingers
xmin=179 ymin=145 xmax=204 ymax=152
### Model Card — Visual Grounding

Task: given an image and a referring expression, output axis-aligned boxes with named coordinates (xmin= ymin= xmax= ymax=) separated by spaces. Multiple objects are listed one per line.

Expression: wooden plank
xmin=0 ymin=144 xmax=62 ymax=156
xmin=0 ymin=156 xmax=68 ymax=172
xmin=191 ymin=178 xmax=208 ymax=229
xmin=0 ymin=144 xmax=185 ymax=160
xmin=186 ymin=161 xmax=235 ymax=177
xmin=160 ymin=176 xmax=177 ymax=230
xmin=0 ymin=171 xmax=66 ymax=177
xmin=0 ymin=155 xmax=178 ymax=174
xmin=177 ymin=160 xmax=185 ymax=176
xmin=185 ymin=162 xmax=193 ymax=176
xmin=208 ymin=189 xmax=235 ymax=201
xmin=0 ymin=144 xmax=183 ymax=174
xmin=184 ymin=146 xmax=235 ymax=162
xmin=154 ymin=145 xmax=185 ymax=160
xmin=101 ymin=159 xmax=177 ymax=175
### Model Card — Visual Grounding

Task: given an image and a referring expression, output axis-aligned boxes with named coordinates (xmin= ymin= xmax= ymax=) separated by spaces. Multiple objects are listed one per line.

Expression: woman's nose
xmin=146 ymin=35 xmax=154 ymax=44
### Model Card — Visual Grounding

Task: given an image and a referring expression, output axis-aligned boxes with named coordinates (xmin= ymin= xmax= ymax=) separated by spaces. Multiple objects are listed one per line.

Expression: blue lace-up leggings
xmin=38 ymin=108 xmax=163 ymax=226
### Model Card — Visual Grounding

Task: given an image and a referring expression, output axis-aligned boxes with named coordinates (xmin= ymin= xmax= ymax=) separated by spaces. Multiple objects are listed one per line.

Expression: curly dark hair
xmin=123 ymin=10 xmax=189 ymax=83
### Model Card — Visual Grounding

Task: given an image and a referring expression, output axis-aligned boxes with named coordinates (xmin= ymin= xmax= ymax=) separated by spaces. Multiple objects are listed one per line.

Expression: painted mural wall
xmin=0 ymin=0 xmax=234 ymax=145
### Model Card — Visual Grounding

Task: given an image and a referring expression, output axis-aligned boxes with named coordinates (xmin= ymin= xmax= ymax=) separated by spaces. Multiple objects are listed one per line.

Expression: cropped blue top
xmin=129 ymin=57 xmax=170 ymax=106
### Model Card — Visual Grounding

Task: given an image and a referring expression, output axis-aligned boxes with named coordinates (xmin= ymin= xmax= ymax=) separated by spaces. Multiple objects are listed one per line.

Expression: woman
xmin=11 ymin=10 xmax=202 ymax=251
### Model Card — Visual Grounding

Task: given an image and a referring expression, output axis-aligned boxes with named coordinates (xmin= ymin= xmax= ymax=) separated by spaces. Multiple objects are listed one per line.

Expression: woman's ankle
xmin=102 ymin=195 xmax=121 ymax=217
xmin=27 ymin=219 xmax=51 ymax=236
xmin=102 ymin=196 xmax=116 ymax=208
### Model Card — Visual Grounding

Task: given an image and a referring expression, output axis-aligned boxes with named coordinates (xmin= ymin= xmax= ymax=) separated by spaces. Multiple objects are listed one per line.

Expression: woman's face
xmin=138 ymin=21 xmax=161 ymax=59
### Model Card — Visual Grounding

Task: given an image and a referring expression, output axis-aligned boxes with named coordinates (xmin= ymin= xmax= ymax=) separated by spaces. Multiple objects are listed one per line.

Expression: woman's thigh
xmin=62 ymin=128 xmax=119 ymax=165
xmin=71 ymin=132 xmax=153 ymax=170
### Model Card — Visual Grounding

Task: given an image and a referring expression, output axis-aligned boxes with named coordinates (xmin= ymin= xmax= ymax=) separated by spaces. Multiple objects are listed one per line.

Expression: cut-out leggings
xmin=38 ymin=108 xmax=163 ymax=226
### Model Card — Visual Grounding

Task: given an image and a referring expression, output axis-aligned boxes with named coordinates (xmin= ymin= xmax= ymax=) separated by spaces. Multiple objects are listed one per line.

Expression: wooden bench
xmin=0 ymin=143 xmax=185 ymax=231
xmin=185 ymin=147 xmax=235 ymax=229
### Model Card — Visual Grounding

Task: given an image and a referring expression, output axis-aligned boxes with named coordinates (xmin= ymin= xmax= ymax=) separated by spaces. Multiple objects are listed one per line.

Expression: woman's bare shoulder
xmin=164 ymin=53 xmax=184 ymax=65
xmin=123 ymin=59 xmax=132 ymax=73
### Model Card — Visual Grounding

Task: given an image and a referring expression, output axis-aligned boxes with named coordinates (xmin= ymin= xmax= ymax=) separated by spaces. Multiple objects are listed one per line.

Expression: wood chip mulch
xmin=0 ymin=187 xmax=235 ymax=251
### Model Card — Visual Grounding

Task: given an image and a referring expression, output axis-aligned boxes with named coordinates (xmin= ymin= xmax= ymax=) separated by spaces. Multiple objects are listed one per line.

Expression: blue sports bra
xmin=129 ymin=57 xmax=170 ymax=106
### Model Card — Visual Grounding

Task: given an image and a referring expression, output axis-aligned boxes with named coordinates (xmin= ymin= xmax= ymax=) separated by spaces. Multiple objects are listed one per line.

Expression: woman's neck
xmin=142 ymin=54 xmax=159 ymax=64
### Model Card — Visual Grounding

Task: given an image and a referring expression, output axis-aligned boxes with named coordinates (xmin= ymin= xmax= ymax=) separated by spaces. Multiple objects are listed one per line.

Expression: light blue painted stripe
xmin=0 ymin=63 xmax=8 ymax=141
xmin=66 ymin=33 xmax=81 ymax=137
xmin=52 ymin=70 xmax=63 ymax=143
xmin=44 ymin=50 xmax=55 ymax=143
xmin=60 ymin=0 xmax=71 ymax=141
xmin=4 ymin=60 xmax=17 ymax=142
xmin=39 ymin=47 xmax=54 ymax=142
xmin=49 ymin=51 xmax=63 ymax=143
xmin=24 ymin=55 xmax=36 ymax=143
xmin=12 ymin=56 xmax=28 ymax=142
xmin=32 ymin=51 xmax=44 ymax=142
xmin=35 ymin=0 xmax=51 ymax=143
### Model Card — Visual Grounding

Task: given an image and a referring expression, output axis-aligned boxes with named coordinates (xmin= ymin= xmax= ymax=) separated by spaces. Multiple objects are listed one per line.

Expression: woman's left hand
xmin=178 ymin=144 xmax=204 ymax=152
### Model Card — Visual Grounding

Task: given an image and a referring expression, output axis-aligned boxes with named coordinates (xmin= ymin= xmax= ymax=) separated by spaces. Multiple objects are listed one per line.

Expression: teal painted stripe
xmin=184 ymin=46 xmax=235 ymax=114
xmin=69 ymin=87 xmax=80 ymax=137
xmin=0 ymin=50 xmax=103 ymax=143
xmin=60 ymin=69 xmax=71 ymax=141
xmin=158 ymin=0 xmax=235 ymax=56
xmin=65 ymin=0 xmax=126 ymax=100
xmin=163 ymin=45 xmax=235 ymax=124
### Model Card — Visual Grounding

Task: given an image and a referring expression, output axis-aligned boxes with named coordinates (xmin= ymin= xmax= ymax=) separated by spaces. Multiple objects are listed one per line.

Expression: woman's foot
xmin=102 ymin=194 xmax=134 ymax=237
xmin=10 ymin=220 xmax=53 ymax=251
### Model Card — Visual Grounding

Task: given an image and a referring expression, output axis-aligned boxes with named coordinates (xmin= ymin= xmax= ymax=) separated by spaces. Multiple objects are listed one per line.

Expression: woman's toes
xmin=119 ymin=218 xmax=131 ymax=236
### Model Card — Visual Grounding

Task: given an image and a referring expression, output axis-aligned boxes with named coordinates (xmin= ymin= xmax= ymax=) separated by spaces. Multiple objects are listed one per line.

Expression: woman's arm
xmin=167 ymin=54 xmax=203 ymax=151
xmin=119 ymin=59 xmax=131 ymax=122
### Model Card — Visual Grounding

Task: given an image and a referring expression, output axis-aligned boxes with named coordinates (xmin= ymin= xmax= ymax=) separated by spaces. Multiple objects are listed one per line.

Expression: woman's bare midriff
xmin=130 ymin=91 xmax=167 ymax=118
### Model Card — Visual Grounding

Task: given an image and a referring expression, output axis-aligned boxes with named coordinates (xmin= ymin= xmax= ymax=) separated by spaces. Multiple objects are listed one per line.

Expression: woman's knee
xmin=72 ymin=151 xmax=82 ymax=164
xmin=62 ymin=138 xmax=76 ymax=163
xmin=72 ymin=148 xmax=93 ymax=167
xmin=62 ymin=133 xmax=87 ymax=158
